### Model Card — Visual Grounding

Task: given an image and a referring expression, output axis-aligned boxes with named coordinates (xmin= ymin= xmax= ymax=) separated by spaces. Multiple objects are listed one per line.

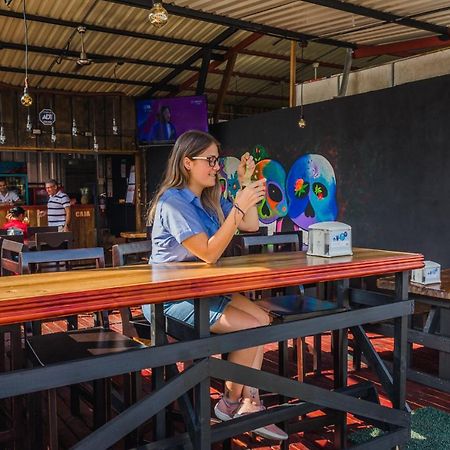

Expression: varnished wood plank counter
xmin=0 ymin=248 xmax=423 ymax=325
xmin=378 ymin=268 xmax=450 ymax=301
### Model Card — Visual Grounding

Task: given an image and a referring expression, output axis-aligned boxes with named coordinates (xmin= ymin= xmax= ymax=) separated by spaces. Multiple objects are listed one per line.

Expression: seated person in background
xmin=142 ymin=130 xmax=288 ymax=441
xmin=0 ymin=178 xmax=21 ymax=205
xmin=2 ymin=206 xmax=28 ymax=238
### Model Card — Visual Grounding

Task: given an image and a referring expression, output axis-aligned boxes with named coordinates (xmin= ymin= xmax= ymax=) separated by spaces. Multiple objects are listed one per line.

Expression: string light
xmin=298 ymin=42 xmax=306 ymax=129
xmin=112 ymin=65 xmax=119 ymax=135
xmin=26 ymin=112 xmax=32 ymax=132
xmin=92 ymin=102 xmax=98 ymax=151
xmin=72 ymin=118 xmax=78 ymax=136
xmin=0 ymin=92 xmax=6 ymax=145
xmin=20 ymin=0 xmax=33 ymax=107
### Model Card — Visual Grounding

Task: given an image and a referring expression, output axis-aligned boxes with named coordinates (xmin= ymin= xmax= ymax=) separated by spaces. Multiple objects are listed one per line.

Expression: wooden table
xmin=0 ymin=248 xmax=423 ymax=449
xmin=119 ymin=231 xmax=147 ymax=242
xmin=377 ymin=268 xmax=450 ymax=391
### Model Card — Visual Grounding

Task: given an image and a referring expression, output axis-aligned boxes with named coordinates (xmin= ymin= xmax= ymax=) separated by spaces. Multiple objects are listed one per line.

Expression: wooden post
xmin=289 ymin=41 xmax=297 ymax=107
xmin=213 ymin=52 xmax=237 ymax=123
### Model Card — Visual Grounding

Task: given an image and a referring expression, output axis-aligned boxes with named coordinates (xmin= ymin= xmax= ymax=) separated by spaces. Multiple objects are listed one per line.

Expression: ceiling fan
xmin=58 ymin=26 xmax=124 ymax=72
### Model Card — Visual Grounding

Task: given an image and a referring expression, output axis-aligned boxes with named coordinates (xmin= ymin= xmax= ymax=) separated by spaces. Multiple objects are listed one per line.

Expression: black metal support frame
xmin=0 ymin=272 xmax=414 ymax=449
xmin=352 ymin=287 xmax=450 ymax=394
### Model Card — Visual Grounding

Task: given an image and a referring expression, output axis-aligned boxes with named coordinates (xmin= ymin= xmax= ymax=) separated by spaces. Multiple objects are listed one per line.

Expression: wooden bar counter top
xmin=0 ymin=248 xmax=423 ymax=326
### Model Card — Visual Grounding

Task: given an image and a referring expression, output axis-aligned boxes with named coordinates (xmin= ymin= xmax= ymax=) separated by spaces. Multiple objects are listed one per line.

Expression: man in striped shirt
xmin=38 ymin=179 xmax=71 ymax=231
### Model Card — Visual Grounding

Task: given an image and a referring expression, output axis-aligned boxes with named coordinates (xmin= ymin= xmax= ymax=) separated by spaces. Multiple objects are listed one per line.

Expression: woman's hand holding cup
xmin=234 ymin=178 xmax=266 ymax=214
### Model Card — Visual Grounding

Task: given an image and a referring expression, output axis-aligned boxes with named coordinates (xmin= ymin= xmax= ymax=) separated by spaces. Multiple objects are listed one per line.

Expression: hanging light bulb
xmin=51 ymin=126 xmax=57 ymax=143
xmin=112 ymin=68 xmax=120 ymax=135
xmin=0 ymin=92 xmax=5 ymax=144
xmin=112 ymin=117 xmax=119 ymax=135
xmin=21 ymin=78 xmax=33 ymax=107
xmin=26 ymin=112 xmax=32 ymax=132
xmin=298 ymin=43 xmax=306 ymax=129
xmin=0 ymin=126 xmax=6 ymax=145
xmin=72 ymin=118 xmax=78 ymax=136
xmin=93 ymin=135 xmax=99 ymax=152
xmin=21 ymin=1 xmax=33 ymax=107
xmin=148 ymin=1 xmax=168 ymax=28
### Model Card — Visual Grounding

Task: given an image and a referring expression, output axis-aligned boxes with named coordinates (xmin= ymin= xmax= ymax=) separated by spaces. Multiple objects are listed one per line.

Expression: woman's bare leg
xmin=210 ymin=295 xmax=270 ymax=403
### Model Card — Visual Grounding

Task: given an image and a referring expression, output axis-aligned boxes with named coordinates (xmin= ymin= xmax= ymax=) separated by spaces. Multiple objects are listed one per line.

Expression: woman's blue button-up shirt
xmin=150 ymin=187 xmax=233 ymax=263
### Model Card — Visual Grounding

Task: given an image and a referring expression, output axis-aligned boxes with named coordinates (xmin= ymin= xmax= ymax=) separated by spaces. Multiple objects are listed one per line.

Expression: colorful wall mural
xmin=219 ymin=145 xmax=338 ymax=231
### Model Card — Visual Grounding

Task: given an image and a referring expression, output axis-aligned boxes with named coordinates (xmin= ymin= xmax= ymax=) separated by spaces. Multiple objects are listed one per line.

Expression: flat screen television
xmin=136 ymin=95 xmax=209 ymax=144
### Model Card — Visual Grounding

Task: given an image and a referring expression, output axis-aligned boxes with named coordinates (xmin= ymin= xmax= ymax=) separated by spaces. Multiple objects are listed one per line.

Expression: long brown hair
xmin=147 ymin=130 xmax=224 ymax=225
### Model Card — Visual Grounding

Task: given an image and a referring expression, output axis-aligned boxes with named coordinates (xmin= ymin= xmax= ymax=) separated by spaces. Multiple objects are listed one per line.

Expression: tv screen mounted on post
xmin=136 ymin=95 xmax=209 ymax=144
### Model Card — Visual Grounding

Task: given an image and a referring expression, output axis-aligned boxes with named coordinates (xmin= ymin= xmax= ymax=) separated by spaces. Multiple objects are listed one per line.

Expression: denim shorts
xmin=142 ymin=295 xmax=232 ymax=327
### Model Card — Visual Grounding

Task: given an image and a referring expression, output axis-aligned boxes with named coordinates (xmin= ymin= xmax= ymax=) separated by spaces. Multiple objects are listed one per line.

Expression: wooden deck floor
xmin=4 ymin=313 xmax=450 ymax=449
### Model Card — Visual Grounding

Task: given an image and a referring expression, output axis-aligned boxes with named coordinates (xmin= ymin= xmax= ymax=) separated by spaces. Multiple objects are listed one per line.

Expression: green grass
xmin=349 ymin=407 xmax=450 ymax=449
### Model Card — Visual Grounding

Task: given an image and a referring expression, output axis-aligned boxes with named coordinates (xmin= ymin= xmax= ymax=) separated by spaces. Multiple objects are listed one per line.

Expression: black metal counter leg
xmin=194 ymin=298 xmax=211 ymax=450
xmin=151 ymin=303 xmax=166 ymax=441
xmin=334 ymin=279 xmax=349 ymax=449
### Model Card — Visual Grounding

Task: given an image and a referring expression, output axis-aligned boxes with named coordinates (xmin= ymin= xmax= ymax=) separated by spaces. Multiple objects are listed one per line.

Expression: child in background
xmin=2 ymin=206 xmax=28 ymax=238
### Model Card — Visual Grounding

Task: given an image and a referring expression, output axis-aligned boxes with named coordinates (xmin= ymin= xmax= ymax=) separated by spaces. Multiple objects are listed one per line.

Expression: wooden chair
xmin=0 ymin=238 xmax=26 ymax=276
xmin=20 ymin=247 xmax=144 ymax=449
xmin=34 ymin=231 xmax=73 ymax=251
xmin=234 ymin=233 xmax=346 ymax=382
xmin=27 ymin=226 xmax=58 ymax=239
xmin=112 ymin=240 xmax=153 ymax=340
xmin=223 ymin=227 xmax=268 ymax=257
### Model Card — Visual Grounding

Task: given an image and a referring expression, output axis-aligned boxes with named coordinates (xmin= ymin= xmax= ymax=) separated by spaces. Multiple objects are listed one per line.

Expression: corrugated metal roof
xmin=1 ymin=0 xmax=450 ymax=116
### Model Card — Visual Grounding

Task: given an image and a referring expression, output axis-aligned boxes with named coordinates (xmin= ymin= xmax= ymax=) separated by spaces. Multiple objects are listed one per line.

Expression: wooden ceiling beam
xmin=213 ymin=52 xmax=237 ymax=123
xmin=176 ymin=33 xmax=263 ymax=93
xmin=354 ymin=35 xmax=450 ymax=58
xmin=144 ymin=27 xmax=238 ymax=97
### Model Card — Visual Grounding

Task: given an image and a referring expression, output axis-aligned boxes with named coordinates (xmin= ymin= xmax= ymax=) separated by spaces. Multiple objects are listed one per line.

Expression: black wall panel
xmin=212 ymin=74 xmax=450 ymax=267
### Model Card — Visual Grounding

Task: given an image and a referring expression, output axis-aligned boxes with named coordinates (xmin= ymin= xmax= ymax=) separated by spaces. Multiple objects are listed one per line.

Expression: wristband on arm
xmin=233 ymin=203 xmax=245 ymax=216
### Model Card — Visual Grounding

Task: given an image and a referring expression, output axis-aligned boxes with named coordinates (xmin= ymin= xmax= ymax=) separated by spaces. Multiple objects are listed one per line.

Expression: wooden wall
xmin=0 ymin=87 xmax=136 ymax=152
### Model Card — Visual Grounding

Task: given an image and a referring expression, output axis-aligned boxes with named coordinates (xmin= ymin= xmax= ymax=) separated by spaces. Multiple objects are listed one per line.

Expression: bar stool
xmin=234 ymin=233 xmax=346 ymax=381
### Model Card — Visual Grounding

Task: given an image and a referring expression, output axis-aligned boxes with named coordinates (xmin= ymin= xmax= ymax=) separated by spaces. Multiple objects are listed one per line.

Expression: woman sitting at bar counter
xmin=143 ymin=130 xmax=288 ymax=441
